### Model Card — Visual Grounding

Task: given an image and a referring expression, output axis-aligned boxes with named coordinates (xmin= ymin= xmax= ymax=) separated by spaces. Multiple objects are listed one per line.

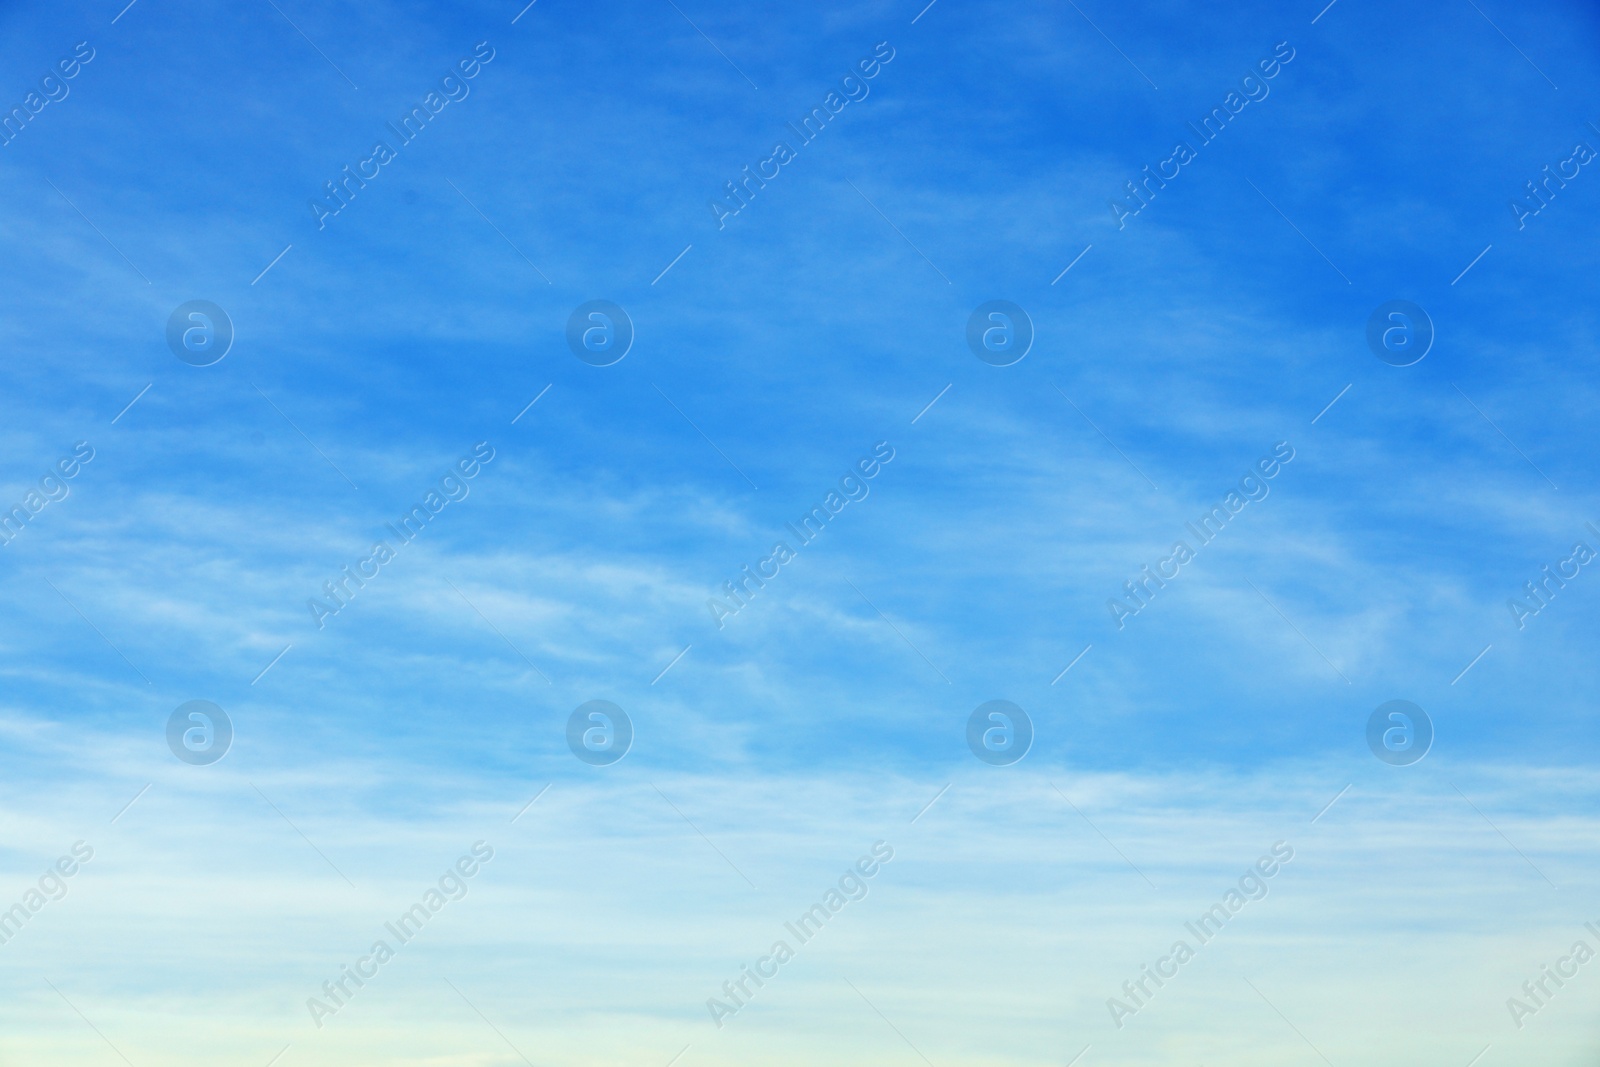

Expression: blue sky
xmin=2 ymin=0 xmax=1600 ymax=1063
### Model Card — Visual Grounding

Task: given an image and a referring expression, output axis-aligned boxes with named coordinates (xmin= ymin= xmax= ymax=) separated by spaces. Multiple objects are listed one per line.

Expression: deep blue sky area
xmin=1 ymin=1 xmax=1598 ymax=1064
